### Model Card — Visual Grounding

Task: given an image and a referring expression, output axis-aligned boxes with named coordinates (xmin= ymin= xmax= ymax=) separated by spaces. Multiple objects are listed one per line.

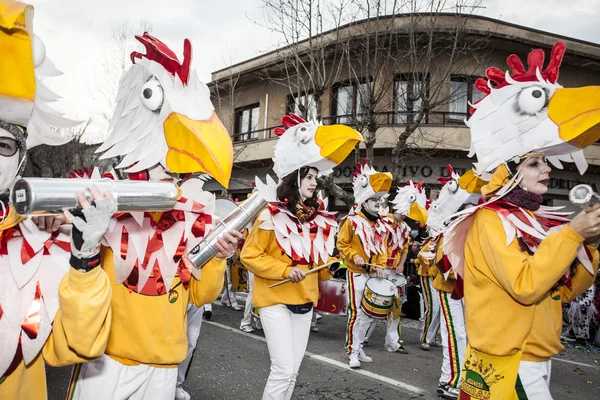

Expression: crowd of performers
xmin=2 ymin=2 xmax=600 ymax=400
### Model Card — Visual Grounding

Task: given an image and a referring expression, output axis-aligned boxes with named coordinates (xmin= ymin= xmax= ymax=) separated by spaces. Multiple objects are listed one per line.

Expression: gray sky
xmin=28 ymin=0 xmax=600 ymax=141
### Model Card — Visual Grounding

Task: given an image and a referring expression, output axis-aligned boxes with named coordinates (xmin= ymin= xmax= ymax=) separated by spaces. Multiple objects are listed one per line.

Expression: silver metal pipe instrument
xmin=186 ymin=191 xmax=267 ymax=269
xmin=569 ymin=184 xmax=600 ymax=212
xmin=11 ymin=178 xmax=179 ymax=215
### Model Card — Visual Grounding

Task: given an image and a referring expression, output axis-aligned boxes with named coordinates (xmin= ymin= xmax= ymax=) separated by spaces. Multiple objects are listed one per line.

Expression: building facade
xmin=207 ymin=14 xmax=600 ymax=214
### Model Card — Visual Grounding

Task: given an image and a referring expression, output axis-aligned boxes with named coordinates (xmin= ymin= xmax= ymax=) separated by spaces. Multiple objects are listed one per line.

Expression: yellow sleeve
xmin=476 ymin=210 xmax=585 ymax=305
xmin=336 ymin=218 xmax=359 ymax=263
xmin=560 ymin=245 xmax=599 ymax=302
xmin=43 ymin=267 xmax=112 ymax=366
xmin=241 ymin=220 xmax=291 ymax=280
xmin=189 ymin=257 xmax=227 ymax=307
xmin=401 ymin=240 xmax=410 ymax=256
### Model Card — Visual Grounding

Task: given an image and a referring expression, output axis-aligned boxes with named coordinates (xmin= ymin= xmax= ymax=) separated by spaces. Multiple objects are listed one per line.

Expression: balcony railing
xmin=231 ymin=110 xmax=470 ymax=144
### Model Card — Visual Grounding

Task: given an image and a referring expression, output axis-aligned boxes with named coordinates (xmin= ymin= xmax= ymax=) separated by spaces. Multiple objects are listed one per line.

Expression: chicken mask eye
xmin=408 ymin=193 xmax=416 ymax=203
xmin=518 ymin=86 xmax=547 ymax=115
xmin=446 ymin=180 xmax=458 ymax=193
xmin=359 ymin=175 xmax=368 ymax=188
xmin=141 ymin=79 xmax=164 ymax=111
xmin=295 ymin=125 xmax=312 ymax=144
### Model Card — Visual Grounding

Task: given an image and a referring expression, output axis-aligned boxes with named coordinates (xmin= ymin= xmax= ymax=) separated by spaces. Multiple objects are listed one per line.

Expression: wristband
xmin=70 ymin=253 xmax=101 ymax=273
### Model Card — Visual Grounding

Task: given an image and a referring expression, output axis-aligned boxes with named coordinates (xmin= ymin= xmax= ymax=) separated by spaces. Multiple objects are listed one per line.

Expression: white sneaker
xmin=358 ymin=349 xmax=373 ymax=363
xmin=348 ymin=353 xmax=361 ymax=368
xmin=232 ymin=304 xmax=242 ymax=311
xmin=175 ymin=385 xmax=191 ymax=400
xmin=420 ymin=342 xmax=430 ymax=351
xmin=315 ymin=313 xmax=322 ymax=321
xmin=255 ymin=318 xmax=263 ymax=331
xmin=240 ymin=325 xmax=254 ymax=333
xmin=310 ymin=324 xmax=319 ymax=332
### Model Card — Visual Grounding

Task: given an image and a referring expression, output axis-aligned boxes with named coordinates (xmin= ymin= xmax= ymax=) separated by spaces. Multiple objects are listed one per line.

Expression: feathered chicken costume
xmin=0 ymin=2 xmax=112 ymax=399
xmin=441 ymin=42 xmax=600 ymax=399
xmin=68 ymin=33 xmax=236 ymax=400
xmin=242 ymin=113 xmax=363 ymax=309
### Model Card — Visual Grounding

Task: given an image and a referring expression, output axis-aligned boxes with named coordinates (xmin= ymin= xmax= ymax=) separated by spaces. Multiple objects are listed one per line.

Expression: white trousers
xmin=364 ymin=312 xmax=402 ymax=352
xmin=420 ymin=276 xmax=441 ymax=345
xmin=346 ymin=272 xmax=374 ymax=355
xmin=439 ymin=291 xmax=467 ymax=388
xmin=518 ymin=360 xmax=552 ymax=399
xmin=260 ymin=304 xmax=313 ymax=400
xmin=221 ymin=263 xmax=239 ymax=306
xmin=240 ymin=272 xmax=255 ymax=328
xmin=69 ymin=354 xmax=177 ymax=400
xmin=177 ymin=305 xmax=204 ymax=385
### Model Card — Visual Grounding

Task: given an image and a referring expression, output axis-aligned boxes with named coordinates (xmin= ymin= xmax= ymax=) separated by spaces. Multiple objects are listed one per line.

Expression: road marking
xmin=213 ymin=301 xmax=599 ymax=371
xmin=204 ymin=319 xmax=426 ymax=395
xmin=552 ymin=357 xmax=598 ymax=368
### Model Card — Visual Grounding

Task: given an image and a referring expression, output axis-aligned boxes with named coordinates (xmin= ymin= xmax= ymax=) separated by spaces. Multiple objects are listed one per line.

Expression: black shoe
xmin=203 ymin=310 xmax=212 ymax=320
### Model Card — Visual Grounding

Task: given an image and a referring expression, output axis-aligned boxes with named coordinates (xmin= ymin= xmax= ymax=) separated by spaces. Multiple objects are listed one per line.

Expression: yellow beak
xmin=548 ymin=86 xmax=600 ymax=148
xmin=369 ymin=172 xmax=393 ymax=193
xmin=408 ymin=202 xmax=428 ymax=227
xmin=314 ymin=124 xmax=364 ymax=164
xmin=163 ymin=111 xmax=233 ymax=188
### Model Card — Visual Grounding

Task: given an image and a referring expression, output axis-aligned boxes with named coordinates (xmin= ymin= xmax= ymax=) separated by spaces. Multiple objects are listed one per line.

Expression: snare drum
xmin=315 ymin=278 xmax=348 ymax=315
xmin=384 ymin=270 xmax=407 ymax=288
xmin=361 ymin=278 xmax=396 ymax=319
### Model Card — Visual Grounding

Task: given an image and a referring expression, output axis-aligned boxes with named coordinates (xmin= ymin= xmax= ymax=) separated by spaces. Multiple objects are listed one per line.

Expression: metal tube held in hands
xmin=569 ymin=184 xmax=600 ymax=212
xmin=186 ymin=191 xmax=267 ymax=269
xmin=11 ymin=178 xmax=179 ymax=215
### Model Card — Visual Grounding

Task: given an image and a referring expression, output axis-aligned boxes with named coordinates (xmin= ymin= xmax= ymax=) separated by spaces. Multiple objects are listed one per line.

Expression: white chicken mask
xmin=97 ymin=32 xmax=234 ymax=188
xmin=427 ymin=165 xmax=482 ymax=237
xmin=272 ymin=113 xmax=363 ymax=179
xmin=352 ymin=160 xmax=393 ymax=212
xmin=0 ymin=0 xmax=79 ymax=192
xmin=467 ymin=41 xmax=600 ymax=179
xmin=390 ymin=180 xmax=428 ymax=227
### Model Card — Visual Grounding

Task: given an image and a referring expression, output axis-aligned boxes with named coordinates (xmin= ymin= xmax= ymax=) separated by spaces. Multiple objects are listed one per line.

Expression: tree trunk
xmin=318 ymin=175 xmax=354 ymax=207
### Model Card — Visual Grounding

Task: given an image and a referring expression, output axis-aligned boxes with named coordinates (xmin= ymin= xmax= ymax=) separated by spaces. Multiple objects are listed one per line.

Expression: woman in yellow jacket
xmin=442 ymin=42 xmax=600 ymax=399
xmin=241 ymin=113 xmax=362 ymax=400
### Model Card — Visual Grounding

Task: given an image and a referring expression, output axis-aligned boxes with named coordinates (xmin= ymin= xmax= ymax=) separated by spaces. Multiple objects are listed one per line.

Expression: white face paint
xmin=0 ymin=128 xmax=20 ymax=193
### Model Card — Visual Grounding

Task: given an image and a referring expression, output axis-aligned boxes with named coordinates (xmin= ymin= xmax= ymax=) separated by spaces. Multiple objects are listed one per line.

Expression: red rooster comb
xmin=437 ymin=164 xmax=455 ymax=185
xmin=352 ymin=158 xmax=368 ymax=178
xmin=131 ymin=32 xmax=192 ymax=85
xmin=472 ymin=41 xmax=566 ymax=114
xmin=274 ymin=113 xmax=306 ymax=136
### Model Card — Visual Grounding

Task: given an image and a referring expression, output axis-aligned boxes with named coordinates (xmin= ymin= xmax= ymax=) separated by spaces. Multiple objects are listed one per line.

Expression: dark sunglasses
xmin=0 ymin=137 xmax=18 ymax=157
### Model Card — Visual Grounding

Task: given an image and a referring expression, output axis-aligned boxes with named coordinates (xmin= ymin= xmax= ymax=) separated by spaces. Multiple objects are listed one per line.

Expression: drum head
xmin=215 ymin=198 xmax=238 ymax=221
xmin=366 ymin=278 xmax=396 ymax=295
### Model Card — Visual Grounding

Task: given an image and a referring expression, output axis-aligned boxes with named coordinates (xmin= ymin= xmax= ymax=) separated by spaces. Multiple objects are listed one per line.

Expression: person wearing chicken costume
xmin=68 ymin=33 xmax=241 ymax=400
xmin=241 ymin=113 xmax=363 ymax=400
xmin=363 ymin=180 xmax=428 ymax=354
xmin=421 ymin=166 xmax=482 ymax=399
xmin=441 ymin=41 xmax=600 ymax=399
xmin=336 ymin=161 xmax=392 ymax=368
xmin=0 ymin=2 xmax=114 ymax=399
xmin=416 ymin=237 xmax=441 ymax=352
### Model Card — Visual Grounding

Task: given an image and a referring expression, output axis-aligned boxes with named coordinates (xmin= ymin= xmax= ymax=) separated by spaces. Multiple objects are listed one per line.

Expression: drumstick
xmin=268 ymin=261 xmax=338 ymax=288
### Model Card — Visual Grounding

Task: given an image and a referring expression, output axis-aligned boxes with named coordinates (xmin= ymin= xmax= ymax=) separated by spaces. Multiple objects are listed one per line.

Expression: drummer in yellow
xmin=336 ymin=162 xmax=392 ymax=369
xmin=416 ymin=238 xmax=441 ymax=351
xmin=364 ymin=181 xmax=428 ymax=354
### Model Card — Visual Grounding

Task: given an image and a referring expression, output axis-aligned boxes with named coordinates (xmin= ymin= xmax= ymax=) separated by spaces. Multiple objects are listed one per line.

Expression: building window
xmin=394 ymin=74 xmax=428 ymax=124
xmin=287 ymin=93 xmax=317 ymax=121
xmin=234 ymin=104 xmax=260 ymax=142
xmin=449 ymin=76 xmax=485 ymax=120
xmin=333 ymin=81 xmax=372 ymax=124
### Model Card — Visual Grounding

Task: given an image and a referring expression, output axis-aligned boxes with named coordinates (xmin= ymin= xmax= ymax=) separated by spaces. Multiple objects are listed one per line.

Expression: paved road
xmin=47 ymin=297 xmax=600 ymax=399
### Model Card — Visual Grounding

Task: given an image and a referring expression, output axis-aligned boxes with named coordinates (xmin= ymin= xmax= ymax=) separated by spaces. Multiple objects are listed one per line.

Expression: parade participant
xmin=416 ymin=238 xmax=441 ymax=351
xmin=220 ymin=260 xmax=242 ymax=310
xmin=241 ymin=113 xmax=363 ymax=400
xmin=0 ymin=2 xmax=113 ymax=398
xmin=68 ymin=33 xmax=242 ymax=400
xmin=337 ymin=161 xmax=393 ymax=368
xmin=442 ymin=41 xmax=600 ymax=399
xmin=363 ymin=181 xmax=428 ymax=354
xmin=424 ymin=166 xmax=482 ymax=399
